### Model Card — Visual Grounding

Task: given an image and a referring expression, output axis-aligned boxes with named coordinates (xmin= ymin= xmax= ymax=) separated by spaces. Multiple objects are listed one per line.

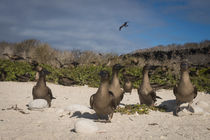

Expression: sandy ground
xmin=0 ymin=81 xmax=210 ymax=140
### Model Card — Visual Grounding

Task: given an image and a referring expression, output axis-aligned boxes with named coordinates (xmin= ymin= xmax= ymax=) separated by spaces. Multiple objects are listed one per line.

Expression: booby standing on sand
xmin=32 ymin=67 xmax=55 ymax=107
xmin=123 ymin=73 xmax=133 ymax=94
xmin=173 ymin=62 xmax=197 ymax=115
xmin=90 ymin=70 xmax=116 ymax=122
xmin=138 ymin=65 xmax=161 ymax=106
xmin=109 ymin=64 xmax=125 ymax=106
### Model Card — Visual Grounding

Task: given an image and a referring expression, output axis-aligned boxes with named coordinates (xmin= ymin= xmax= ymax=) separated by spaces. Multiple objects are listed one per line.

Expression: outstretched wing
xmin=119 ymin=25 xmax=123 ymax=31
xmin=119 ymin=22 xmax=128 ymax=31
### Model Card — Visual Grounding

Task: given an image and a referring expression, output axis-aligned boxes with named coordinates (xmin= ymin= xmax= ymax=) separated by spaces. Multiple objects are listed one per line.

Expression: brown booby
xmin=119 ymin=21 xmax=128 ymax=31
xmin=138 ymin=65 xmax=161 ymax=106
xmin=173 ymin=62 xmax=197 ymax=115
xmin=90 ymin=70 xmax=116 ymax=122
xmin=32 ymin=67 xmax=55 ymax=107
xmin=109 ymin=64 xmax=125 ymax=106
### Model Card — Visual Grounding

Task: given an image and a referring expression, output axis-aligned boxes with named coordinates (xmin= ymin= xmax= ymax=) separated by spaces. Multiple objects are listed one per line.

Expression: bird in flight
xmin=119 ymin=21 xmax=128 ymax=31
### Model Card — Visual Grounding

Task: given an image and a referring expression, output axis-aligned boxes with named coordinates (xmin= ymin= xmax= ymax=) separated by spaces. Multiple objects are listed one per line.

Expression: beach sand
xmin=0 ymin=81 xmax=210 ymax=140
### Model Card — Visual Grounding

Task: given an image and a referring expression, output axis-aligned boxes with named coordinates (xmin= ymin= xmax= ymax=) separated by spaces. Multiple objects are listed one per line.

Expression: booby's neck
xmin=180 ymin=71 xmax=191 ymax=83
xmin=36 ymin=75 xmax=46 ymax=86
xmin=98 ymin=80 xmax=109 ymax=95
xmin=111 ymin=70 xmax=120 ymax=85
xmin=142 ymin=71 xmax=150 ymax=85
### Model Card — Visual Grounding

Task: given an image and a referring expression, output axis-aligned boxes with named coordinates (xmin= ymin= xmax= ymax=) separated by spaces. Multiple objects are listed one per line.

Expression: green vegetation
xmin=115 ymin=104 xmax=166 ymax=115
xmin=0 ymin=59 xmax=36 ymax=81
xmin=0 ymin=59 xmax=209 ymax=92
xmin=190 ymin=67 xmax=210 ymax=92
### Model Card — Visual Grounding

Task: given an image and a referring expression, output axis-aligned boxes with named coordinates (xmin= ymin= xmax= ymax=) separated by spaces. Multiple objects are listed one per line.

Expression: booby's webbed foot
xmin=108 ymin=113 xmax=113 ymax=121
xmin=174 ymin=107 xmax=179 ymax=116
xmin=187 ymin=102 xmax=194 ymax=113
xmin=174 ymin=103 xmax=181 ymax=116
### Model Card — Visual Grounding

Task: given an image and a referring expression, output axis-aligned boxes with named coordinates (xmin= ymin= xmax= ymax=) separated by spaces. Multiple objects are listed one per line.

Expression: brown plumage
xmin=119 ymin=21 xmax=128 ymax=31
xmin=173 ymin=62 xmax=197 ymax=115
xmin=109 ymin=64 xmax=125 ymax=106
xmin=138 ymin=65 xmax=161 ymax=106
xmin=123 ymin=75 xmax=133 ymax=94
xmin=90 ymin=70 xmax=116 ymax=122
xmin=32 ymin=67 xmax=55 ymax=107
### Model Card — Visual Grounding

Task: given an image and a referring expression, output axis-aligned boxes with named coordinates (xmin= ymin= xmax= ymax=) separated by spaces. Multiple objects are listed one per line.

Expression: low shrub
xmin=0 ymin=59 xmax=209 ymax=92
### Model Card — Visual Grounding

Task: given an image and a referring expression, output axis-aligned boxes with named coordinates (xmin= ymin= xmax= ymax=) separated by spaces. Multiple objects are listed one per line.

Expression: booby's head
xmin=37 ymin=67 xmax=51 ymax=77
xmin=143 ymin=64 xmax=159 ymax=73
xmin=180 ymin=62 xmax=189 ymax=71
xmin=112 ymin=64 xmax=124 ymax=72
xmin=142 ymin=64 xmax=151 ymax=72
xmin=99 ymin=70 xmax=110 ymax=81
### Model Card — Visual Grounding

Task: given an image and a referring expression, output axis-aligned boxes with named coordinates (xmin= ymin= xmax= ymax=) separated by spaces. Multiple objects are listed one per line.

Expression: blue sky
xmin=0 ymin=0 xmax=209 ymax=54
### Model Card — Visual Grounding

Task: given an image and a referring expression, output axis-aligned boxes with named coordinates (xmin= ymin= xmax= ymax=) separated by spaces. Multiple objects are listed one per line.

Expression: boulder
xmin=28 ymin=99 xmax=49 ymax=110
xmin=74 ymin=119 xmax=98 ymax=134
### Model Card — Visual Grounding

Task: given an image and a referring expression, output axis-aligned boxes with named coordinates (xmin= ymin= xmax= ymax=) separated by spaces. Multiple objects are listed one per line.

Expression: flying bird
xmin=119 ymin=21 xmax=128 ymax=31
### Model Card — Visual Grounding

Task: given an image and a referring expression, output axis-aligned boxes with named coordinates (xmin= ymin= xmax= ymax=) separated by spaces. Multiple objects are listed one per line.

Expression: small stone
xmin=193 ymin=106 xmax=204 ymax=114
xmin=74 ymin=119 xmax=98 ymax=134
xmin=28 ymin=99 xmax=49 ymax=110
xmin=195 ymin=101 xmax=209 ymax=108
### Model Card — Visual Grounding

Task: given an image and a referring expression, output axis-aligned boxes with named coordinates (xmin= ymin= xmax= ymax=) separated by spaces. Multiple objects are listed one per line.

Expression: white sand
xmin=0 ymin=81 xmax=210 ymax=140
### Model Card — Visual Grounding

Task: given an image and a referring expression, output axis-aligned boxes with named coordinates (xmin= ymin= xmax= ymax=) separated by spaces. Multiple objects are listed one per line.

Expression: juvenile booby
xmin=173 ymin=62 xmax=197 ymax=115
xmin=90 ymin=70 xmax=116 ymax=122
xmin=109 ymin=64 xmax=125 ymax=106
xmin=123 ymin=74 xmax=133 ymax=94
xmin=32 ymin=67 xmax=55 ymax=107
xmin=138 ymin=65 xmax=161 ymax=106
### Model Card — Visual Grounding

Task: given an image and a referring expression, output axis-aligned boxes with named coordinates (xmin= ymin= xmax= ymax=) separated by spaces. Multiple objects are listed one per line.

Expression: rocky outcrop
xmin=118 ymin=41 xmax=210 ymax=67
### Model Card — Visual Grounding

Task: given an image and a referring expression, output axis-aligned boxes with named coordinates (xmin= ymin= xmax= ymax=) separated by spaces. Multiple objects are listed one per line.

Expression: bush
xmin=0 ymin=59 xmax=36 ymax=81
xmin=0 ymin=59 xmax=209 ymax=92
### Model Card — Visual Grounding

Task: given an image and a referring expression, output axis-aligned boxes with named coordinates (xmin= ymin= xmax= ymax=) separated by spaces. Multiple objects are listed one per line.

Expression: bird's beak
xmin=150 ymin=65 xmax=159 ymax=70
xmin=43 ymin=69 xmax=51 ymax=75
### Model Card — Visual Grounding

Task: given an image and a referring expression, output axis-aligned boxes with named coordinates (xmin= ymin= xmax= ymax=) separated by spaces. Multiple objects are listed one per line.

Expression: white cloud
xmin=1 ymin=0 xmax=209 ymax=53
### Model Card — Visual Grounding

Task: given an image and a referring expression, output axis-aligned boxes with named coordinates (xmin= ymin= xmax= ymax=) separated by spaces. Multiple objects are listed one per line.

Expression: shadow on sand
xmin=70 ymin=111 xmax=112 ymax=123
xmin=70 ymin=111 xmax=98 ymax=120
xmin=158 ymin=99 xmax=176 ymax=112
